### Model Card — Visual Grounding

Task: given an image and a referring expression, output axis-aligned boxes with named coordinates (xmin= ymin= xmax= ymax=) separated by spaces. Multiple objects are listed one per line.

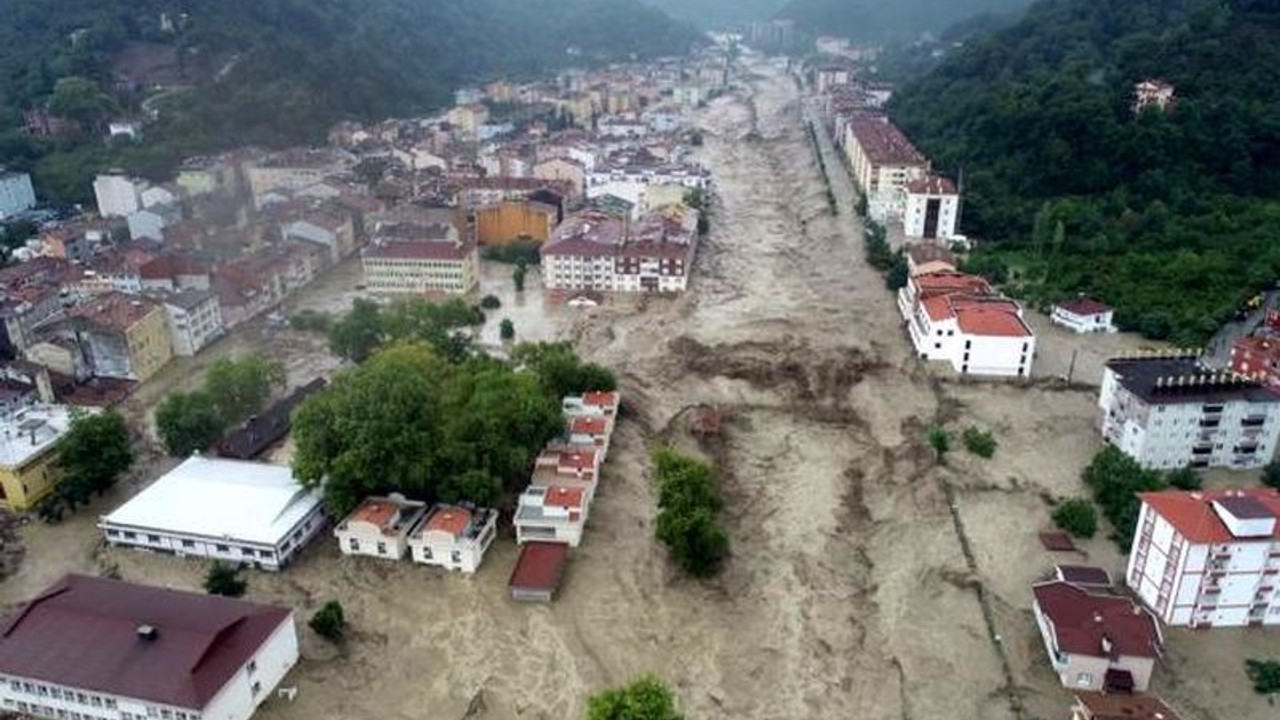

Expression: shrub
xmin=1082 ymin=446 xmax=1167 ymax=549
xmin=962 ymin=426 xmax=997 ymax=458
xmin=289 ymin=309 xmax=331 ymax=332
xmin=513 ymin=262 xmax=528 ymax=292
xmin=480 ymin=295 xmax=501 ymax=310
xmin=1052 ymin=498 xmax=1098 ymax=539
xmin=309 ymin=600 xmax=347 ymax=641
xmin=927 ymin=426 xmax=951 ymax=461
xmin=588 ymin=675 xmax=684 ymax=720
xmin=652 ymin=449 xmax=728 ymax=577
xmin=204 ymin=562 xmax=247 ymax=597
xmin=1246 ymin=659 xmax=1280 ymax=694
xmin=499 ymin=318 xmax=515 ymax=341
xmin=1262 ymin=461 xmax=1280 ymax=489
xmin=1165 ymin=466 xmax=1202 ymax=491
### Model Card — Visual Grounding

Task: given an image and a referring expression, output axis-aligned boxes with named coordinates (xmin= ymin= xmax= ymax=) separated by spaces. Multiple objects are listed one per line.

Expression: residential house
xmin=127 ymin=202 xmax=182 ymax=241
xmin=586 ymin=154 xmax=710 ymax=219
xmin=562 ymin=391 xmax=621 ymax=419
xmin=0 ymin=404 xmax=74 ymax=511
xmin=903 ymin=175 xmax=959 ymax=240
xmin=1032 ymin=580 xmax=1162 ymax=692
xmin=508 ymin=541 xmax=569 ymax=602
xmin=153 ymin=289 xmax=224 ymax=356
xmin=514 ymin=485 xmax=588 ymax=547
xmin=406 ymin=504 xmax=499 ymax=573
xmin=0 ymin=169 xmax=36 ymax=218
xmin=334 ymin=495 xmax=428 ymax=561
xmin=0 ymin=258 xmax=75 ymax=358
xmin=138 ymin=253 xmax=211 ymax=292
xmin=815 ymin=65 xmax=852 ymax=93
xmin=898 ymin=272 xmax=1035 ymax=377
xmin=447 ymin=103 xmax=490 ymax=139
xmin=1052 ymin=298 xmax=1117 ymax=334
xmin=99 ymin=455 xmax=327 ymax=571
xmin=1127 ymin=488 xmax=1280 ymax=628
xmin=0 ymin=574 xmax=299 ymax=720
xmin=282 ymin=210 xmax=357 ymax=262
xmin=92 ymin=174 xmax=147 ymax=218
xmin=542 ymin=209 xmax=699 ymax=293
xmin=1098 ymin=353 xmax=1280 ymax=469
xmin=244 ymin=149 xmax=353 ymax=209
xmin=49 ymin=293 xmax=173 ymax=382
xmin=530 ymin=447 xmax=601 ymax=504
xmin=1133 ymin=80 xmax=1176 ymax=114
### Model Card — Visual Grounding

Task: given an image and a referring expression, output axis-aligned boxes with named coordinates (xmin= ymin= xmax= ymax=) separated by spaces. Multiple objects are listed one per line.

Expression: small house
xmin=406 ymin=504 xmax=498 ymax=573
xmin=1052 ymin=297 xmax=1116 ymax=334
xmin=1032 ymin=580 xmax=1162 ymax=693
xmin=508 ymin=541 xmax=569 ymax=602
xmin=334 ymin=495 xmax=427 ymax=561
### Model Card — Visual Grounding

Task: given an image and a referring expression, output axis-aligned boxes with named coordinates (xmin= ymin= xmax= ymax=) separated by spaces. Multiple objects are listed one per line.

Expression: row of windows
xmin=104 ymin=530 xmax=275 ymax=559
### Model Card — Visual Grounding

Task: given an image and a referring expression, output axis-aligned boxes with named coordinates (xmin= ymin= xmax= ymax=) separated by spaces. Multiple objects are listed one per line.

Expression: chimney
xmin=137 ymin=624 xmax=158 ymax=641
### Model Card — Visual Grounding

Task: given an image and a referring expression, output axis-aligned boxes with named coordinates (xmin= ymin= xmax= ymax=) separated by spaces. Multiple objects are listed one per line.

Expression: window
xmin=147 ymin=535 xmax=161 ymax=543
xmin=241 ymin=548 xmax=255 ymax=557
xmin=124 ymin=532 xmax=137 ymax=540
xmin=251 ymin=682 xmax=262 ymax=697
xmin=348 ymin=538 xmax=360 ymax=551
xmin=181 ymin=540 xmax=195 ymax=548
xmin=259 ymin=549 xmax=272 ymax=558
xmin=107 ymin=530 xmax=120 ymax=538
xmin=1075 ymin=673 xmax=1093 ymax=687
xmin=247 ymin=660 xmax=257 ymax=674
xmin=452 ymin=551 xmax=462 ymax=564
xmin=377 ymin=542 xmax=387 ymax=555
xmin=422 ymin=546 xmax=433 ymax=560
xmin=215 ymin=544 xmax=229 ymax=552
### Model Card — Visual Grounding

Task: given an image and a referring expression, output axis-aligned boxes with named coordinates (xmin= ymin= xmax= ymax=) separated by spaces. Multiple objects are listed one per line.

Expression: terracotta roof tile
xmin=424 ymin=506 xmax=473 ymax=538
xmin=1140 ymin=489 xmax=1280 ymax=543
xmin=1033 ymin=581 xmax=1161 ymax=659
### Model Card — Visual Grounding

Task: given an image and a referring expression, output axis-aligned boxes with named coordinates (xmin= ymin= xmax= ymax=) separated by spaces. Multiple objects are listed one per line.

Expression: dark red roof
xmin=509 ymin=542 xmax=569 ymax=594
xmin=0 ymin=574 xmax=292 ymax=710
xmin=1032 ymin=581 xmax=1161 ymax=659
xmin=1057 ymin=297 xmax=1112 ymax=316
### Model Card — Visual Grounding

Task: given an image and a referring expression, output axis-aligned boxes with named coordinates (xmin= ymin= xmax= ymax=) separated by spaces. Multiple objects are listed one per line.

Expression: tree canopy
xmin=53 ymin=410 xmax=133 ymax=510
xmin=586 ymin=675 xmax=684 ymax=720
xmin=154 ymin=353 xmax=285 ymax=457
xmin=327 ymin=297 xmax=484 ymax=363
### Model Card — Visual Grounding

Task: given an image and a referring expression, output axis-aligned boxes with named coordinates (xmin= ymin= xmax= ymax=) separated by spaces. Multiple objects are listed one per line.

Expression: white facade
xmin=99 ymin=456 xmax=328 ymax=571
xmin=514 ymin=486 xmax=588 ymax=547
xmin=1127 ymin=490 xmax=1280 ymax=628
xmin=161 ymin=292 xmax=225 ymax=356
xmin=903 ymin=187 xmax=959 ymax=240
xmin=897 ymin=275 xmax=1035 ymax=377
xmin=0 ymin=171 xmax=36 ymax=218
xmin=1052 ymin=304 xmax=1116 ymax=334
xmin=93 ymin=174 xmax=145 ymax=218
xmin=1098 ymin=357 xmax=1280 ymax=470
xmin=406 ymin=505 xmax=498 ymax=574
xmin=334 ymin=496 xmax=426 ymax=561
xmin=586 ymin=168 xmax=708 ymax=219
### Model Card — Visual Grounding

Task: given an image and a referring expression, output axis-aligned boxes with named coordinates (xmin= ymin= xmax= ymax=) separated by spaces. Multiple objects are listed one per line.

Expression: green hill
xmin=0 ymin=0 xmax=700 ymax=202
xmin=888 ymin=0 xmax=1280 ymax=344
xmin=775 ymin=0 xmax=1033 ymax=42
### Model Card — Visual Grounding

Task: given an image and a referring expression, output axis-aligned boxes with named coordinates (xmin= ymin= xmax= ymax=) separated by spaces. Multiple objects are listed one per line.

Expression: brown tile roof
xmin=508 ymin=542 xmax=569 ymax=595
xmin=905 ymin=243 xmax=955 ymax=268
xmin=423 ymin=506 xmax=473 ymax=538
xmin=362 ymin=239 xmax=471 ymax=261
xmin=848 ymin=116 xmax=926 ymax=167
xmin=905 ymin=175 xmax=957 ymax=195
xmin=1139 ymin=489 xmax=1280 ymax=544
xmin=67 ymin=292 xmax=160 ymax=332
xmin=571 ymin=416 xmax=609 ymax=435
xmin=543 ymin=486 xmax=585 ymax=509
xmin=351 ymin=498 xmax=402 ymax=531
xmin=584 ymin=391 xmax=620 ymax=408
xmin=1074 ymin=692 xmax=1185 ymax=720
xmin=0 ymin=574 xmax=291 ymax=710
xmin=1057 ymin=297 xmax=1112 ymax=316
xmin=1033 ymin=581 xmax=1161 ymax=659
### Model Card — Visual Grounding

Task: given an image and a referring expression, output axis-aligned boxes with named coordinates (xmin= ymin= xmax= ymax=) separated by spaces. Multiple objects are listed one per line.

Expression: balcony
xmin=1243 ymin=416 xmax=1267 ymax=428
xmin=1199 ymin=419 xmax=1221 ymax=429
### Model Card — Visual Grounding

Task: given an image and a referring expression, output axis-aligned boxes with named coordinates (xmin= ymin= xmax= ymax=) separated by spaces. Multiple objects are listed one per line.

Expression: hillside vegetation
xmin=0 ymin=0 xmax=699 ymax=203
xmin=776 ymin=0 xmax=1032 ymax=42
xmin=889 ymin=0 xmax=1280 ymax=345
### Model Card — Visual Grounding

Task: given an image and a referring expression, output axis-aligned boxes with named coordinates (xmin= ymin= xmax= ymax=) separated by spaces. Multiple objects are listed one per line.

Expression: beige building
xmin=361 ymin=222 xmax=479 ymax=295
xmin=533 ymin=158 xmax=586 ymax=198
xmin=514 ymin=485 xmax=588 ymax=547
xmin=406 ymin=504 xmax=498 ymax=573
xmin=334 ymin=495 xmax=427 ymax=561
xmin=1032 ymin=580 xmax=1162 ymax=693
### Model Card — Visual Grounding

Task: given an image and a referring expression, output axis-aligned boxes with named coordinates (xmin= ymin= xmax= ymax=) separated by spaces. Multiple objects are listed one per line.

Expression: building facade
xmin=334 ymin=496 xmax=427 ymax=561
xmin=406 ymin=504 xmax=498 ymax=573
xmin=361 ymin=222 xmax=479 ymax=295
xmin=157 ymin=290 xmax=224 ymax=357
xmin=0 ymin=170 xmax=36 ymax=218
xmin=1052 ymin=298 xmax=1117 ymax=334
xmin=1032 ymin=580 xmax=1161 ymax=692
xmin=0 ymin=405 xmax=73 ymax=511
xmin=1127 ymin=489 xmax=1280 ymax=628
xmin=514 ymin=485 xmax=588 ymax=547
xmin=843 ymin=115 xmax=928 ymax=221
xmin=898 ymin=272 xmax=1035 ymax=377
xmin=902 ymin=175 xmax=959 ymax=240
xmin=56 ymin=293 xmax=174 ymax=382
xmin=92 ymin=174 xmax=145 ymax=218
xmin=1098 ymin=354 xmax=1280 ymax=469
xmin=541 ymin=210 xmax=698 ymax=294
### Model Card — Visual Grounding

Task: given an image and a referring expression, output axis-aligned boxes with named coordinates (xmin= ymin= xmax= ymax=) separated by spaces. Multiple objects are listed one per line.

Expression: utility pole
xmin=1066 ymin=348 xmax=1078 ymax=384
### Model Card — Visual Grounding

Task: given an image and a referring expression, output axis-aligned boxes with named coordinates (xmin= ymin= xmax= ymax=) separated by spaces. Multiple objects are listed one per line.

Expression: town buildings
xmin=99 ymin=455 xmax=327 ymax=571
xmin=1052 ymin=298 xmax=1117 ymax=334
xmin=1127 ymin=488 xmax=1280 ymax=627
xmin=154 ymin=290 xmax=224 ymax=357
xmin=0 ymin=169 xmax=36 ymax=218
xmin=406 ymin=504 xmax=498 ymax=573
xmin=361 ymin=220 xmax=479 ymax=295
xmin=92 ymin=174 xmax=147 ymax=218
xmin=1230 ymin=335 xmax=1280 ymax=392
xmin=1032 ymin=580 xmax=1163 ymax=692
xmin=45 ymin=293 xmax=174 ymax=382
xmin=898 ymin=271 xmax=1036 ymax=377
xmin=1098 ymin=354 xmax=1280 ymax=469
xmin=334 ymin=495 xmax=427 ymax=561
xmin=902 ymin=175 xmax=959 ymax=240
xmin=541 ymin=208 xmax=699 ymax=293
xmin=843 ymin=115 xmax=929 ymax=222
xmin=0 ymin=404 xmax=74 ymax=511
xmin=814 ymin=65 xmax=852 ymax=94
xmin=515 ymin=485 xmax=588 ymax=547
xmin=0 ymin=574 xmax=298 ymax=720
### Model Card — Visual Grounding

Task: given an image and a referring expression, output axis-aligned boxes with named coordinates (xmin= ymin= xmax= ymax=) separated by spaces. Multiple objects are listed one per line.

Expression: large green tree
xmin=156 ymin=390 xmax=226 ymax=457
xmin=587 ymin=675 xmax=684 ymax=720
xmin=55 ymin=410 xmax=133 ymax=508
xmin=204 ymin=354 xmax=286 ymax=425
xmin=512 ymin=341 xmax=617 ymax=401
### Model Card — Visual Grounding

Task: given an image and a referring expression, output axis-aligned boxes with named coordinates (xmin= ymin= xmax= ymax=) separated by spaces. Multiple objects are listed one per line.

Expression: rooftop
xmin=1055 ymin=565 xmax=1112 ymax=587
xmin=508 ymin=541 xmax=569 ymax=595
xmin=1139 ymin=488 xmax=1280 ymax=544
xmin=905 ymin=175 xmax=957 ymax=195
xmin=905 ymin=243 xmax=955 ymax=268
xmin=1057 ymin=297 xmax=1112 ymax=316
xmin=848 ymin=115 xmax=926 ymax=167
xmin=215 ymin=379 xmax=326 ymax=460
xmin=0 ymin=404 xmax=75 ymax=469
xmin=67 ymin=292 xmax=160 ymax=333
xmin=1033 ymin=581 xmax=1162 ymax=659
xmin=0 ymin=574 xmax=291 ymax=710
xmin=1106 ymin=354 xmax=1280 ymax=406
xmin=412 ymin=504 xmax=494 ymax=543
xmin=1074 ymin=691 xmax=1184 ymax=720
xmin=101 ymin=455 xmax=323 ymax=545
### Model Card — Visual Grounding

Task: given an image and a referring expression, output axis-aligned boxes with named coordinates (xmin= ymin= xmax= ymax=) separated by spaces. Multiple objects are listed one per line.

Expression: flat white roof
xmin=101 ymin=455 xmax=322 ymax=545
xmin=0 ymin=405 xmax=76 ymax=469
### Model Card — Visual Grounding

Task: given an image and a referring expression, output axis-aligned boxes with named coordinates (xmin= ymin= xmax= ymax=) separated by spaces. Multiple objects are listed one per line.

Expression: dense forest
xmin=645 ymin=0 xmax=786 ymax=29
xmin=775 ymin=0 xmax=1032 ymax=42
xmin=889 ymin=0 xmax=1280 ymax=345
xmin=0 ymin=0 xmax=700 ymax=203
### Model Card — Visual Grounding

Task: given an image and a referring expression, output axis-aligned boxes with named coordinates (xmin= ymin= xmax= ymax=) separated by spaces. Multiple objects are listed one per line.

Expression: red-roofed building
xmin=41 ymin=293 xmax=174 ymax=382
xmin=1128 ymin=488 xmax=1280 ymax=627
xmin=903 ymin=175 xmax=959 ymax=240
xmin=1053 ymin=297 xmax=1117 ymax=334
xmin=333 ymin=495 xmax=427 ymax=561
xmin=508 ymin=541 xmax=569 ymax=602
xmin=897 ymin=272 xmax=1035 ymax=377
xmin=1231 ymin=335 xmax=1280 ymax=392
xmin=1072 ymin=692 xmax=1185 ymax=720
xmin=0 ymin=574 xmax=298 ymax=720
xmin=407 ymin=503 xmax=498 ymax=573
xmin=360 ymin=220 xmax=478 ymax=295
xmin=843 ymin=115 xmax=929 ymax=221
xmin=515 ymin=485 xmax=588 ymax=547
xmin=1032 ymin=580 xmax=1162 ymax=692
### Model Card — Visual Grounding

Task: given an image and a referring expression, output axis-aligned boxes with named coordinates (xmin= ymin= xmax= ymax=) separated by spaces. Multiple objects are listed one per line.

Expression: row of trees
xmin=1071 ymin=446 xmax=1207 ymax=548
xmin=325 ymin=297 xmax=484 ymax=364
xmin=651 ymin=448 xmax=729 ymax=577
xmin=155 ymin=354 xmax=286 ymax=456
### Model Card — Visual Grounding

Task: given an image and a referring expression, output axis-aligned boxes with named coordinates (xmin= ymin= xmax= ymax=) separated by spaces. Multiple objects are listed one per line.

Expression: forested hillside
xmin=889 ymin=0 xmax=1280 ymax=344
xmin=0 ymin=0 xmax=700 ymax=202
xmin=645 ymin=0 xmax=786 ymax=29
xmin=775 ymin=0 xmax=1032 ymax=42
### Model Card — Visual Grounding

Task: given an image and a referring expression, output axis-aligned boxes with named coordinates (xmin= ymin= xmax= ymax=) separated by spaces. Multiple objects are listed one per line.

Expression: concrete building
xmin=244 ymin=150 xmax=352 ymax=209
xmin=814 ymin=66 xmax=851 ymax=93
xmin=508 ymin=541 xmax=569 ymax=602
xmin=542 ymin=209 xmax=699 ymax=293
xmin=1127 ymin=488 xmax=1280 ymax=628
xmin=1133 ymin=80 xmax=1176 ymax=114
xmin=1052 ymin=298 xmax=1116 ymax=334
xmin=475 ymin=200 xmax=558 ymax=247
xmin=99 ymin=456 xmax=327 ymax=571
xmin=52 ymin=293 xmax=174 ymax=382
xmin=843 ymin=116 xmax=929 ymax=222
xmin=586 ymin=159 xmax=709 ymax=219
xmin=515 ymin=485 xmax=588 ymax=547
xmin=1098 ymin=354 xmax=1280 ymax=469
xmin=155 ymin=289 xmax=224 ymax=357
xmin=0 ymin=404 xmax=74 ymax=511
xmin=1230 ymin=335 xmax=1280 ymax=392
xmin=0 ymin=574 xmax=298 ymax=720
xmin=282 ymin=211 xmax=357 ymax=262
xmin=533 ymin=158 xmax=587 ymax=198
xmin=1032 ymin=580 xmax=1162 ymax=692
xmin=334 ymin=495 xmax=427 ymax=561
xmin=0 ymin=169 xmax=36 ymax=218
xmin=562 ymin=391 xmax=621 ymax=419
xmin=92 ymin=174 xmax=146 ymax=218
xmin=406 ymin=504 xmax=498 ymax=573
xmin=361 ymin=222 xmax=479 ymax=295
xmin=902 ymin=175 xmax=959 ymax=240
xmin=898 ymin=272 xmax=1035 ymax=377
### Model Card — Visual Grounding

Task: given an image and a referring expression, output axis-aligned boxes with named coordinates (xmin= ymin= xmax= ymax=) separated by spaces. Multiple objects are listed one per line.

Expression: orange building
xmin=474 ymin=200 xmax=558 ymax=246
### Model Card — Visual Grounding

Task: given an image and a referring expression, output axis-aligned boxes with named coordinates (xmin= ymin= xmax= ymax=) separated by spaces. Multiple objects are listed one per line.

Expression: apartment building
xmin=1127 ymin=488 xmax=1280 ymax=628
xmin=360 ymin=222 xmax=479 ymax=295
xmin=542 ymin=209 xmax=699 ymax=293
xmin=48 ymin=293 xmax=174 ymax=382
xmin=0 ymin=574 xmax=297 ymax=720
xmin=1052 ymin=297 xmax=1116 ymax=334
xmin=1098 ymin=354 xmax=1280 ymax=469
xmin=334 ymin=495 xmax=427 ymax=561
xmin=1231 ymin=335 xmax=1280 ymax=392
xmin=898 ymin=272 xmax=1035 ymax=377
xmin=155 ymin=289 xmax=224 ymax=357
xmin=0 ymin=169 xmax=36 ymax=218
xmin=514 ymin=485 xmax=588 ymax=547
xmin=0 ymin=405 xmax=74 ymax=511
xmin=92 ymin=174 xmax=146 ymax=218
xmin=406 ymin=504 xmax=498 ymax=573
xmin=902 ymin=175 xmax=959 ymax=240
xmin=843 ymin=115 xmax=928 ymax=221
xmin=1032 ymin=580 xmax=1162 ymax=692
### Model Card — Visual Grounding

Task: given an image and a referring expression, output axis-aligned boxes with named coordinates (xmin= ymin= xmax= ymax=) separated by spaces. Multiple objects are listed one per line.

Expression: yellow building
xmin=63 ymin=293 xmax=174 ymax=382
xmin=0 ymin=405 xmax=74 ymax=511
xmin=475 ymin=200 xmax=558 ymax=246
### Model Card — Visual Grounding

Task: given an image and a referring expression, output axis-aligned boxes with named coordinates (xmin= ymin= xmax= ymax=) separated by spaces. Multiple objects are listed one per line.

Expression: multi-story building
xmin=1032 ymin=580 xmax=1162 ymax=692
xmin=154 ymin=289 xmax=224 ymax=357
xmin=0 ymin=169 xmax=36 ymax=219
xmin=586 ymin=156 xmax=709 ymax=219
xmin=334 ymin=495 xmax=427 ymax=561
xmin=406 ymin=504 xmax=498 ymax=573
xmin=843 ymin=115 xmax=929 ymax=221
xmin=541 ymin=209 xmax=699 ymax=293
xmin=1098 ymin=354 xmax=1280 ymax=469
xmin=360 ymin=222 xmax=479 ymax=295
xmin=514 ymin=485 xmax=588 ymax=547
xmin=99 ymin=455 xmax=327 ymax=571
xmin=0 ymin=574 xmax=298 ymax=720
xmin=898 ymin=271 xmax=1035 ymax=377
xmin=1231 ymin=335 xmax=1280 ymax=392
xmin=474 ymin=200 xmax=559 ymax=246
xmin=1051 ymin=297 xmax=1116 ymax=334
xmin=1127 ymin=488 xmax=1280 ymax=628
xmin=51 ymin=293 xmax=174 ymax=382
xmin=0 ymin=404 xmax=74 ymax=511
xmin=243 ymin=149 xmax=353 ymax=209
xmin=814 ymin=66 xmax=851 ymax=93
xmin=902 ymin=175 xmax=959 ymax=240
xmin=92 ymin=174 xmax=146 ymax=218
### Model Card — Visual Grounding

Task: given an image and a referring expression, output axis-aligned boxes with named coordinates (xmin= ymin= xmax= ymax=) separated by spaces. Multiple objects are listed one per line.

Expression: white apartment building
xmin=406 ymin=504 xmax=498 ymax=574
xmin=1098 ymin=354 xmax=1280 ymax=469
xmin=0 ymin=574 xmax=298 ymax=720
xmin=0 ymin=170 xmax=36 ymax=218
xmin=585 ymin=164 xmax=708 ymax=219
xmin=361 ymin=223 xmax=479 ymax=295
xmin=898 ymin=272 xmax=1035 ymax=377
xmin=1127 ymin=488 xmax=1280 ymax=628
xmin=99 ymin=456 xmax=327 ymax=571
xmin=514 ymin=485 xmax=588 ymax=547
xmin=157 ymin=289 xmax=224 ymax=357
xmin=541 ymin=211 xmax=697 ymax=294
xmin=93 ymin=174 xmax=146 ymax=218
xmin=334 ymin=495 xmax=427 ymax=561
xmin=902 ymin=175 xmax=959 ymax=240
xmin=843 ymin=115 xmax=928 ymax=222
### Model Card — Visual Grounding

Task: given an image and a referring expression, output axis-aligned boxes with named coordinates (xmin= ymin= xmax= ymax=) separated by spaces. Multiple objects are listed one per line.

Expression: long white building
xmin=0 ymin=574 xmax=298 ymax=720
xmin=1098 ymin=354 xmax=1280 ymax=470
xmin=1128 ymin=488 xmax=1280 ymax=628
xmin=898 ymin=271 xmax=1035 ymax=377
xmin=99 ymin=456 xmax=327 ymax=571
xmin=0 ymin=169 xmax=36 ymax=218
xmin=541 ymin=209 xmax=699 ymax=294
